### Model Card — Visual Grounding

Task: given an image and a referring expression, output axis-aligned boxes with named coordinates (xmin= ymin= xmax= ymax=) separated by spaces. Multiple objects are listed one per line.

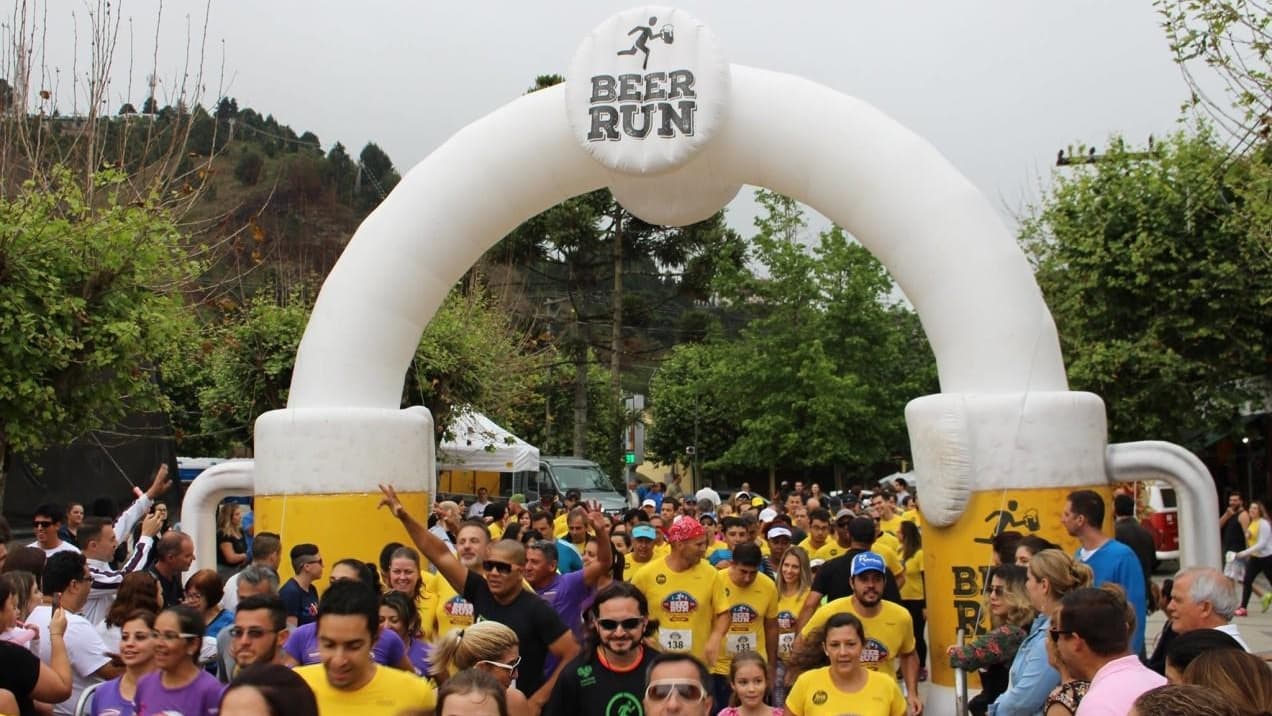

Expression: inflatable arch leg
xmin=247 ymin=9 xmax=1218 ymax=714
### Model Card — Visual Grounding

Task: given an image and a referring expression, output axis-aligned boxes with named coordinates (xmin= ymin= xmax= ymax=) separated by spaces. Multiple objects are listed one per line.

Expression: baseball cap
xmin=641 ymin=498 xmax=657 ymax=509
xmin=751 ymin=496 xmax=766 ymax=507
xmin=566 ymin=489 xmax=582 ymax=501
xmin=810 ymin=558 xmax=826 ymax=569
xmin=766 ymin=526 xmax=792 ymax=540
xmin=734 ymin=490 xmax=751 ymax=500
xmin=632 ymin=525 xmax=657 ymax=540
xmin=759 ymin=508 xmax=778 ymax=524
xmin=851 ymin=551 xmax=887 ymax=577
xmin=835 ymin=508 xmax=854 ymax=522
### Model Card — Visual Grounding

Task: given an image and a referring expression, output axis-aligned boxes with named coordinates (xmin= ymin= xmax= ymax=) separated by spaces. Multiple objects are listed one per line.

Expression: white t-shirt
xmin=28 ymin=540 xmax=81 ymax=558
xmin=26 ymin=604 xmax=112 ymax=715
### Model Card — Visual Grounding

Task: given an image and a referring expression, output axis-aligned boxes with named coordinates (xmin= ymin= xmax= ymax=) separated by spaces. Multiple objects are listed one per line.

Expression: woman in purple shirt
xmin=91 ymin=610 xmax=157 ymax=716
xmin=134 ymin=605 xmax=223 ymax=715
xmin=380 ymin=591 xmax=430 ymax=675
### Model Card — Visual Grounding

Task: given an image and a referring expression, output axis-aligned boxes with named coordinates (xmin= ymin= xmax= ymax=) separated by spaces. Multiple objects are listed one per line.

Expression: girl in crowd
xmin=0 ymin=575 xmax=71 ymax=714
xmin=0 ymin=571 xmax=41 ymax=645
xmin=1013 ymin=535 xmax=1057 ymax=567
xmin=991 ymin=549 xmax=1092 ymax=716
xmin=1183 ymin=648 xmax=1272 ymax=716
xmin=91 ymin=610 xmax=158 ymax=716
xmin=134 ymin=605 xmax=224 ymax=714
xmin=99 ymin=572 xmax=161 ymax=652
xmin=183 ymin=569 xmax=233 ymax=653
xmin=437 ymin=668 xmax=508 ymax=716
xmin=430 ymin=622 xmax=531 ymax=716
xmin=785 ymin=612 xmax=906 ymax=716
xmin=1236 ymin=499 xmax=1272 ymax=616
xmin=720 ymin=651 xmax=784 ymax=716
xmin=220 ymin=663 xmax=319 ymax=716
xmin=897 ymin=521 xmax=926 ymax=680
xmin=215 ymin=503 xmax=248 ymax=580
xmin=1163 ymin=627 xmax=1243 ymax=684
xmin=947 ymin=564 xmax=1034 ymax=716
xmin=381 ymin=591 xmax=430 ymax=675
xmin=774 ymin=546 xmax=811 ymax=708
xmin=1131 ymin=684 xmax=1242 ymax=716
xmin=387 ymin=546 xmax=437 ymax=639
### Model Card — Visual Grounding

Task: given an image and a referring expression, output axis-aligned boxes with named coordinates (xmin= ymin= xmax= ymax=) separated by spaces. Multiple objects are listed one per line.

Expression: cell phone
xmin=52 ymin=592 xmax=61 ymax=610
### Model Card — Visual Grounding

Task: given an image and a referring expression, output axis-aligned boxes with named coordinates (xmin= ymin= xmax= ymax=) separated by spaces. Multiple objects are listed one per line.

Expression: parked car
xmin=1144 ymin=480 xmax=1179 ymax=562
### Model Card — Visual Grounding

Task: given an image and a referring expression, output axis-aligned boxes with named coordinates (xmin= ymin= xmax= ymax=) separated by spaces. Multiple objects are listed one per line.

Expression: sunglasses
xmin=479 ymin=655 xmax=521 ymax=673
xmin=645 ymin=679 xmax=707 ymax=702
xmin=988 ymin=586 xmax=1006 ymax=596
xmin=597 ymin=617 xmax=644 ymax=631
xmin=1048 ymin=627 xmax=1074 ymax=643
xmin=229 ymin=627 xmax=277 ymax=640
xmin=483 ymin=560 xmax=517 ymax=575
xmin=33 ymin=520 xmax=55 ymax=529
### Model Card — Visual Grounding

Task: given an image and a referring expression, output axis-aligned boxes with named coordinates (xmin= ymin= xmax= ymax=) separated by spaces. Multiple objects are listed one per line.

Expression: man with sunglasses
xmin=547 ymin=581 xmax=660 ymax=715
xmin=380 ymin=483 xmax=580 ymax=715
xmin=280 ymin=543 xmax=323 ymax=629
xmin=642 ymin=652 xmax=713 ymax=716
xmin=228 ymin=594 xmax=289 ymax=677
xmin=1050 ymin=587 xmax=1163 ymax=715
xmin=28 ymin=504 xmax=80 ymax=558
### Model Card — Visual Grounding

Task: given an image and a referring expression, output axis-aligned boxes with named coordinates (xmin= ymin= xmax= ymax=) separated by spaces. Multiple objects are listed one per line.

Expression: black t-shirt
xmin=216 ymin=532 xmax=247 ymax=566
xmin=547 ymin=644 xmax=658 ymax=716
xmin=811 ymin=547 xmax=902 ymax=604
xmin=0 ymin=640 xmax=41 ymax=716
xmin=463 ymin=570 xmax=568 ymax=697
xmin=150 ymin=567 xmax=184 ymax=609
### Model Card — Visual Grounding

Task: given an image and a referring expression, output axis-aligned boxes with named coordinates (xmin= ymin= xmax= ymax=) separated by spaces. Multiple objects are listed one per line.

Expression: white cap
xmin=759 ymin=507 xmax=778 ymax=523
xmin=641 ymin=498 xmax=657 ymax=509
xmin=810 ymin=558 xmax=826 ymax=569
xmin=766 ymin=526 xmax=792 ymax=540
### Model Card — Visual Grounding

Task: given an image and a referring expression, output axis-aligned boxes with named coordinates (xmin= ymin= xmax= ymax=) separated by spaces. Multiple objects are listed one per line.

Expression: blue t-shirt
xmin=556 ymin=539 xmax=583 ymax=574
xmin=279 ymin=578 xmax=319 ymax=626
xmin=1078 ymin=540 xmax=1148 ymax=654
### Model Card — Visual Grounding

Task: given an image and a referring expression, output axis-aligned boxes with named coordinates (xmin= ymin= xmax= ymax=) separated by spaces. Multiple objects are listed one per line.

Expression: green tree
xmin=356 ymin=142 xmax=400 ymax=211
xmin=0 ymin=168 xmax=199 ymax=506
xmin=1021 ymin=130 xmax=1272 ymax=443
xmin=235 ymin=151 xmax=264 ymax=185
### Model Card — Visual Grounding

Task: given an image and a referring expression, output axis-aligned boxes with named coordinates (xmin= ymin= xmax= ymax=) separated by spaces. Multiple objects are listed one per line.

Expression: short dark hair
xmin=731 ymin=543 xmax=763 ymax=568
xmin=720 ymin=516 xmax=745 ymax=532
xmin=528 ymin=540 xmax=559 ymax=565
xmin=529 ymin=511 xmax=552 ymax=526
xmin=42 ymin=551 xmax=86 ymax=594
xmin=227 ymin=663 xmax=320 ymax=716
xmin=1058 ymin=587 xmax=1128 ymax=656
xmin=1066 ymin=490 xmax=1106 ymax=529
xmin=289 ymin=543 xmax=319 ymax=562
xmin=331 ymin=558 xmax=375 ymax=586
xmin=154 ymin=532 xmax=191 ymax=560
xmin=253 ymin=533 xmax=282 ymax=562
xmin=645 ymin=652 xmax=709 ymax=690
xmin=848 ymin=517 xmax=876 ymax=544
xmin=33 ymin=503 xmax=65 ymax=524
xmin=3 ymin=547 xmax=46 ymax=581
xmin=1165 ymin=627 xmax=1243 ymax=673
xmin=1017 ymin=534 xmax=1057 ymax=558
xmin=808 ymin=508 xmax=831 ymax=524
xmin=1113 ymin=494 xmax=1135 ymax=518
xmin=78 ymin=517 xmax=113 ymax=547
xmin=317 ymin=580 xmax=379 ymax=637
xmin=184 ymin=568 xmax=225 ymax=605
xmin=991 ymin=531 xmax=1023 ymax=566
xmin=237 ymin=595 xmax=287 ymax=632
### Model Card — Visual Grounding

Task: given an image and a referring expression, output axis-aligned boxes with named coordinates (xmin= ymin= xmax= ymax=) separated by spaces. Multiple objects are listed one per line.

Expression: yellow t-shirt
xmin=900 ymin=508 xmax=921 ymax=527
xmin=872 ymin=536 xmax=904 ymax=578
xmin=775 ymin=587 xmax=810 ymax=663
xmin=801 ymin=597 xmax=915 ymax=678
xmin=653 ymin=542 xmax=672 ymax=560
xmin=785 ymin=666 xmax=906 ymax=716
xmin=433 ymin=575 xmax=476 ymax=637
xmin=296 ymin=662 xmax=437 ymax=715
xmin=416 ymin=572 xmax=439 ymax=640
xmin=900 ymin=549 xmax=924 ymax=601
xmin=554 ymin=512 xmax=569 ymax=538
xmin=798 ymin=538 xmax=841 ymax=562
xmin=877 ymin=514 xmax=904 ymax=537
xmin=710 ymin=573 xmax=779 ymax=674
xmin=630 ymin=556 xmax=720 ymax=655
xmin=488 ymin=521 xmax=504 ymax=541
xmin=1248 ymin=519 xmax=1261 ymax=547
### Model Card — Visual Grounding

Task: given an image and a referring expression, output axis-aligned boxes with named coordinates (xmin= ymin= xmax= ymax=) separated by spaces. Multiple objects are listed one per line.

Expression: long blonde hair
xmin=1028 ymin=549 xmax=1093 ymax=604
xmin=430 ymin=621 xmax=519 ymax=677
xmin=216 ymin=502 xmax=242 ymax=537
xmin=779 ymin=546 xmax=812 ymax=596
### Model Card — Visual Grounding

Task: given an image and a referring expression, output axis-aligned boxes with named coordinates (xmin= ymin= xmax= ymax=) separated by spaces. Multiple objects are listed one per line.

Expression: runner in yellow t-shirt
xmin=798 ymin=508 xmax=839 ymax=562
xmin=706 ymin=543 xmax=778 ymax=688
xmin=800 ymin=552 xmax=921 ymax=715
xmin=786 ymin=637 xmax=905 ymax=716
xmin=629 ymin=517 xmax=719 ymax=657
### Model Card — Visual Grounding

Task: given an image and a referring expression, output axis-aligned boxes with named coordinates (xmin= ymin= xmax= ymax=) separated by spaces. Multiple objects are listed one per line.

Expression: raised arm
xmin=379 ymin=484 xmax=469 ymax=593
xmin=580 ymin=504 xmax=613 ymax=588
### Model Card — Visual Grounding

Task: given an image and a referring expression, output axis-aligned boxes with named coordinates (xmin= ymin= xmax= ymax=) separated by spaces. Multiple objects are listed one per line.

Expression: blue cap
xmin=851 ymin=551 xmax=887 ymax=577
xmin=633 ymin=525 xmax=657 ymax=540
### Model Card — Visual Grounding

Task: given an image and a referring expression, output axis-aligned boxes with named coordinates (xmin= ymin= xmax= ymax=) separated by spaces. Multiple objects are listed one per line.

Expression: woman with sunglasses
xmin=90 ymin=609 xmax=157 ymax=716
xmin=947 ymin=564 xmax=1035 ymax=716
xmin=430 ymin=621 xmax=531 ymax=716
xmin=991 ymin=549 xmax=1092 ymax=716
xmin=785 ymin=612 xmax=906 ymax=716
xmin=134 ymin=605 xmax=224 ymax=714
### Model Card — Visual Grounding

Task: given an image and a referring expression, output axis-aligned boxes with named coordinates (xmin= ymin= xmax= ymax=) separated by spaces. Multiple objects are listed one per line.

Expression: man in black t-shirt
xmin=797 ymin=516 xmax=901 ymax=629
xmin=548 ymin=581 xmax=659 ymax=716
xmin=380 ymin=483 xmax=580 ymax=712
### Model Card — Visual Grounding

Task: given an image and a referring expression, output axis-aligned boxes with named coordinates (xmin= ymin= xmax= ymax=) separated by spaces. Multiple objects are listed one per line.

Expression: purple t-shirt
xmin=134 ymin=670 xmax=223 ymax=715
xmin=89 ymin=678 xmax=135 ymax=716
xmin=405 ymin=638 xmax=430 ymax=676
xmin=535 ymin=570 xmax=593 ymax=636
xmin=283 ymin=622 xmax=406 ymax=666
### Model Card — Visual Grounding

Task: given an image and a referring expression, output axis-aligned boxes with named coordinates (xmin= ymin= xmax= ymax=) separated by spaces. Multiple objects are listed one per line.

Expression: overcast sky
xmin=29 ymin=1 xmax=1213 ymax=233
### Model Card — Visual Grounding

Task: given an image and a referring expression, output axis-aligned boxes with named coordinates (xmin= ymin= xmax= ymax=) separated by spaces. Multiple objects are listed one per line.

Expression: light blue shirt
xmin=990 ymin=613 xmax=1059 ymax=716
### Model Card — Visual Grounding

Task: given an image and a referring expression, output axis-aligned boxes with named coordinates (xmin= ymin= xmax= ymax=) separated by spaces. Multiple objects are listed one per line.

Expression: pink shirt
xmin=1074 ymin=654 xmax=1166 ymax=716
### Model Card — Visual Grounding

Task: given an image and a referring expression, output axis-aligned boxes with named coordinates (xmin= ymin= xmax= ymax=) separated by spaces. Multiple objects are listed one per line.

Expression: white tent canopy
xmin=437 ymin=409 xmax=539 ymax=473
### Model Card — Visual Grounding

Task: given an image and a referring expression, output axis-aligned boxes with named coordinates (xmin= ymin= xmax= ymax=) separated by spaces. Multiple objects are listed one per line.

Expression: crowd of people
xmin=0 ymin=465 xmax=1270 ymax=716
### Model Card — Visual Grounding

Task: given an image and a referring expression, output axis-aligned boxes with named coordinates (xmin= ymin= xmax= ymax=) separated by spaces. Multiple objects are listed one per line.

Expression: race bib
xmin=778 ymin=632 xmax=795 ymax=656
xmin=660 ymin=628 xmax=692 ymax=652
xmin=726 ymin=632 xmax=756 ymax=655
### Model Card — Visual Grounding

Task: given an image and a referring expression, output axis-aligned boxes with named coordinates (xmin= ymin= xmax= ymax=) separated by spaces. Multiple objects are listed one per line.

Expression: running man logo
xmin=662 ymin=590 xmax=698 ymax=616
xmin=616 ymin=16 xmax=674 ymax=70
